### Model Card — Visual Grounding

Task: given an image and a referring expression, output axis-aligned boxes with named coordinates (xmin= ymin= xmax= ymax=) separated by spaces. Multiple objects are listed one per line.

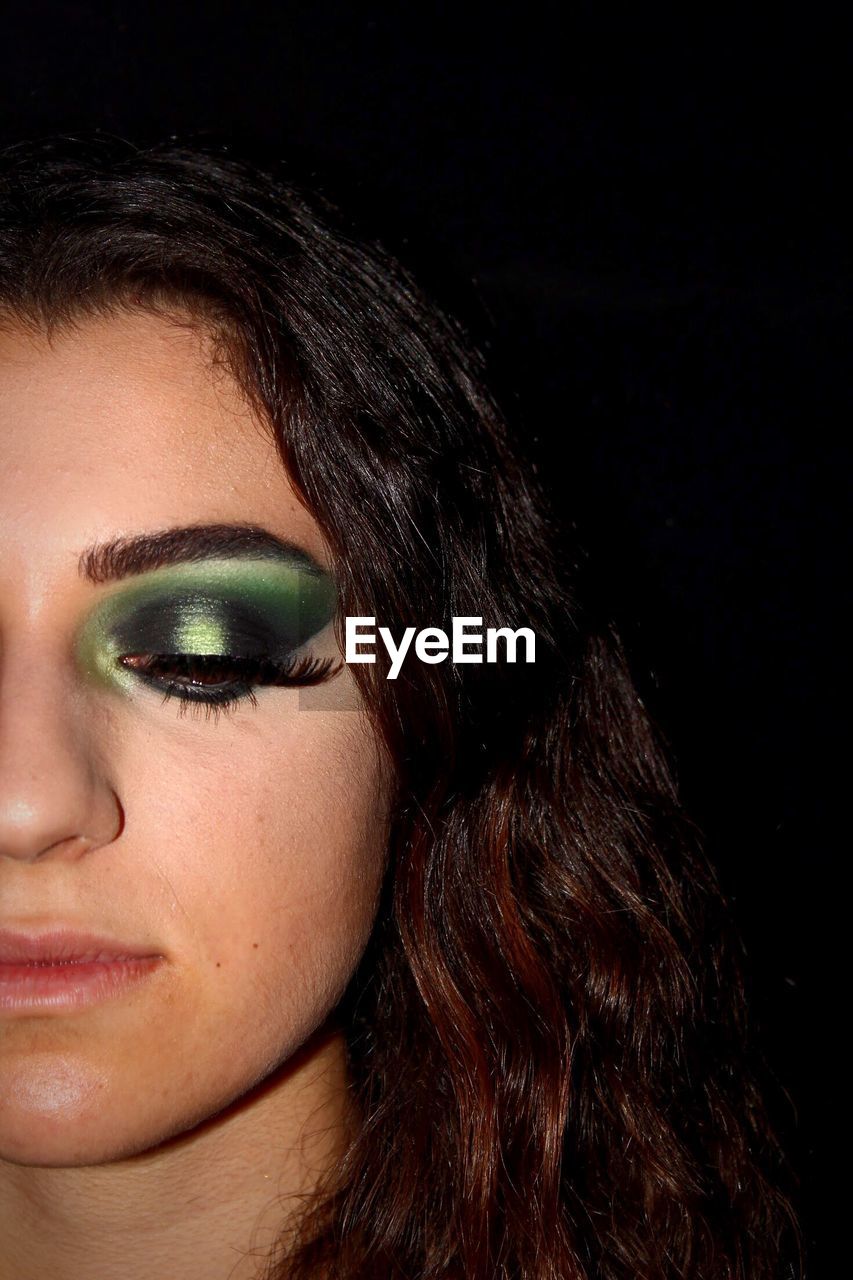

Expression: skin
xmin=0 ymin=310 xmax=392 ymax=1279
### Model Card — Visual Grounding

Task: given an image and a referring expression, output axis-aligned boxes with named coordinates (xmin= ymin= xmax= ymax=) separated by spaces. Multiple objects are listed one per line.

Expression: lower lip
xmin=0 ymin=956 xmax=163 ymax=1012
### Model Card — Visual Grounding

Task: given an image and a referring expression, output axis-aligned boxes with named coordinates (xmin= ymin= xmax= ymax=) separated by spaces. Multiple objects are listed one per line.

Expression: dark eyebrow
xmin=78 ymin=524 xmax=326 ymax=585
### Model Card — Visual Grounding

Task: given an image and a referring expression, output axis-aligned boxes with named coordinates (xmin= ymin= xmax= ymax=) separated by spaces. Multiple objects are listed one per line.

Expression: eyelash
xmin=118 ymin=651 xmax=339 ymax=721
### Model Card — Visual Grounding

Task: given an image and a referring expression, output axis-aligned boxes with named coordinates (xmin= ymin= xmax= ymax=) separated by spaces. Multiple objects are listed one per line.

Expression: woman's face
xmin=0 ymin=309 xmax=390 ymax=1166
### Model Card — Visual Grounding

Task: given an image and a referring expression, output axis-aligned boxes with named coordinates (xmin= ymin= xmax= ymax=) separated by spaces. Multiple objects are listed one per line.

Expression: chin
xmin=0 ymin=1052 xmax=155 ymax=1167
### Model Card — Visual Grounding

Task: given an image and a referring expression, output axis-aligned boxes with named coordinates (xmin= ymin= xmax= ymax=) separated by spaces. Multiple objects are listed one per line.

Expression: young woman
xmin=0 ymin=136 xmax=799 ymax=1279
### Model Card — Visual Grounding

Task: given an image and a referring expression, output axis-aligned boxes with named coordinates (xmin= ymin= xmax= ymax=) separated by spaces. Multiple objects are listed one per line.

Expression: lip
xmin=0 ymin=928 xmax=164 ymax=1013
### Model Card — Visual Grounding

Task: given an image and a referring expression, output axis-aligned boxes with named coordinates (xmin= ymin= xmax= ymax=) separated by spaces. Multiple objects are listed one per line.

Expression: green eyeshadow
xmin=75 ymin=557 xmax=337 ymax=696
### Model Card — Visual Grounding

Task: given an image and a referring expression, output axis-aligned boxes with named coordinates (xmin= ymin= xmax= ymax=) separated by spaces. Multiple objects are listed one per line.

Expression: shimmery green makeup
xmin=75 ymin=557 xmax=337 ymax=697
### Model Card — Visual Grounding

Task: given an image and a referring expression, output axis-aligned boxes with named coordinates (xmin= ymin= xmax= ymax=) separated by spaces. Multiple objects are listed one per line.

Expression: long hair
xmin=0 ymin=135 xmax=800 ymax=1278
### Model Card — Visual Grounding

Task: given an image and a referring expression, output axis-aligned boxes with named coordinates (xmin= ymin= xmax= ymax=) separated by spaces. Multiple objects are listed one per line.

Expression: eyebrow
xmin=78 ymin=524 xmax=326 ymax=585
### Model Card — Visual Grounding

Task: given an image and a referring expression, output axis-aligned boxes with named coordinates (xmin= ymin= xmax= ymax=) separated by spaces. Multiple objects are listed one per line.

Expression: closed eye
xmin=118 ymin=651 xmax=340 ymax=718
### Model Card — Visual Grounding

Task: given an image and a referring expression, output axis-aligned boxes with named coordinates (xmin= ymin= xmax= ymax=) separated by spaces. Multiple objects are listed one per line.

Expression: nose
xmin=0 ymin=654 xmax=123 ymax=863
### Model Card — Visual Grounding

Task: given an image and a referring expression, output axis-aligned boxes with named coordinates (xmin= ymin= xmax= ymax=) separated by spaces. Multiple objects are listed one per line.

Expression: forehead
xmin=0 ymin=309 xmax=327 ymax=576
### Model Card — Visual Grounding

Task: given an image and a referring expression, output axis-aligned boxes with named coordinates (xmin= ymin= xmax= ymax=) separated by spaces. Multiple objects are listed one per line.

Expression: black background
xmin=1 ymin=5 xmax=845 ymax=1271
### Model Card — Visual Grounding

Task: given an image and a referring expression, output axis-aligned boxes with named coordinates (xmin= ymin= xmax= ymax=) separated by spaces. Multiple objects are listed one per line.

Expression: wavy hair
xmin=0 ymin=136 xmax=800 ymax=1278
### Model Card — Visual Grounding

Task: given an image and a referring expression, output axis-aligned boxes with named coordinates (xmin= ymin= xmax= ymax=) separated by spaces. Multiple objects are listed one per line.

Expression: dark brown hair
xmin=0 ymin=135 xmax=800 ymax=1278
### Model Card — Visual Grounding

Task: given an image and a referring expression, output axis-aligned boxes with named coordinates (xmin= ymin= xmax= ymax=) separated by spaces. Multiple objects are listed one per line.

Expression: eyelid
xmin=74 ymin=557 xmax=338 ymax=693
xmin=80 ymin=557 xmax=336 ymax=615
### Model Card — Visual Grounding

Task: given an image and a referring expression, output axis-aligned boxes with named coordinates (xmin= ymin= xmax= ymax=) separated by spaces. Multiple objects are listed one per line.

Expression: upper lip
xmin=0 ymin=928 xmax=162 ymax=964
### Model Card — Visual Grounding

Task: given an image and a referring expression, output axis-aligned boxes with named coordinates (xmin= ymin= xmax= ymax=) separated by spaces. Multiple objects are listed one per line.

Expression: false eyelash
xmin=118 ymin=651 xmax=340 ymax=722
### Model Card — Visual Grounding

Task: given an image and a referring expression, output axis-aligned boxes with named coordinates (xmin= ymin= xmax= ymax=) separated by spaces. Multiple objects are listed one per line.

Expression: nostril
xmin=35 ymin=833 xmax=99 ymax=861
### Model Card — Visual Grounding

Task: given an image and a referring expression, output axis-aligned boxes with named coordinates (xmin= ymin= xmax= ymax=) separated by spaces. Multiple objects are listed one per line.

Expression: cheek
xmin=123 ymin=699 xmax=389 ymax=1026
